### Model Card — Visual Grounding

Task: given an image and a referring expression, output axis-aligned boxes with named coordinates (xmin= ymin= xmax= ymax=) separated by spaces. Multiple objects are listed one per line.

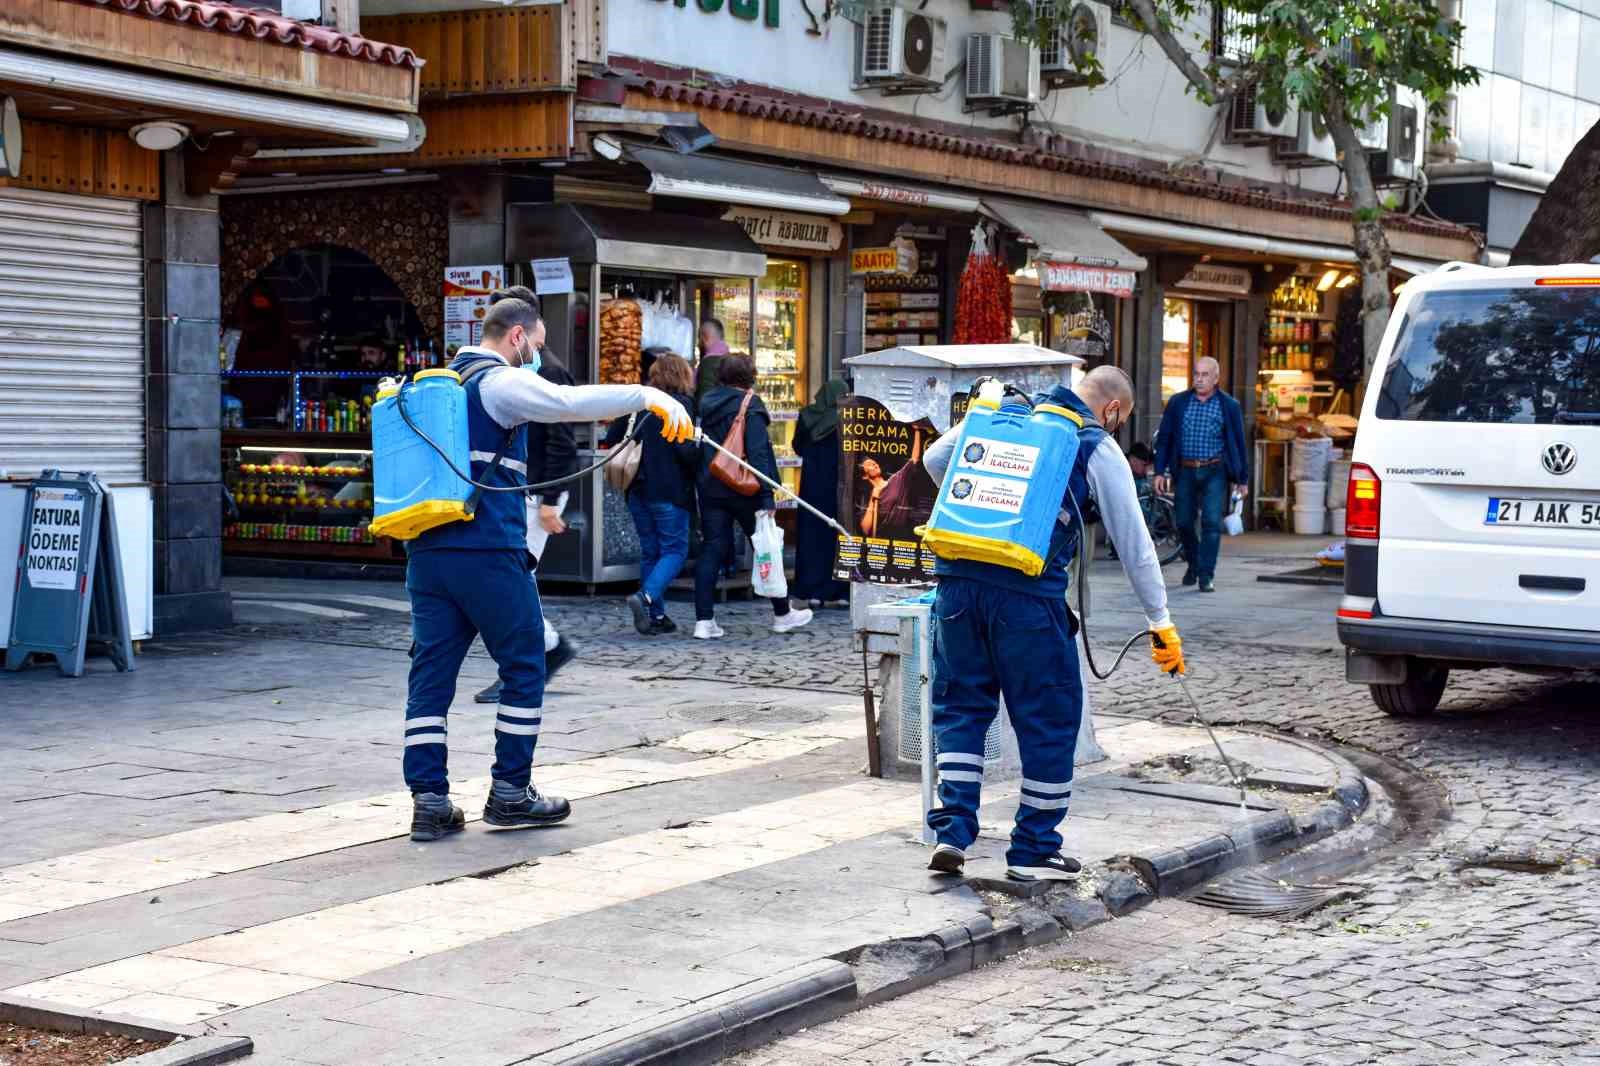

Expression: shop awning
xmin=627 ymin=146 xmax=850 ymax=217
xmin=982 ymin=199 xmax=1149 ymax=274
xmin=505 ymin=202 xmax=766 ymax=278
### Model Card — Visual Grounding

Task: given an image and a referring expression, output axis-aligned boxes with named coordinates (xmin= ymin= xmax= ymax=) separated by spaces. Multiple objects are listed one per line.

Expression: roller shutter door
xmin=0 ymin=188 xmax=144 ymax=480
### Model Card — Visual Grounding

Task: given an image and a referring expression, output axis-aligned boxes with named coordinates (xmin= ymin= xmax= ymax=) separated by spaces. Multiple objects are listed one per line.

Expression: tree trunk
xmin=1325 ymin=105 xmax=1393 ymax=376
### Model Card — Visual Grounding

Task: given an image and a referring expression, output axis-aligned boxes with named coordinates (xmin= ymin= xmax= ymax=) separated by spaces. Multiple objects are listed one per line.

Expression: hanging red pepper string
xmin=954 ymin=224 xmax=1012 ymax=345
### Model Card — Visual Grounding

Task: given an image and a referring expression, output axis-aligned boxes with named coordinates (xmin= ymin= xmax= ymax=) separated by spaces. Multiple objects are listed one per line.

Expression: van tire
xmin=1370 ymin=663 xmax=1448 ymax=717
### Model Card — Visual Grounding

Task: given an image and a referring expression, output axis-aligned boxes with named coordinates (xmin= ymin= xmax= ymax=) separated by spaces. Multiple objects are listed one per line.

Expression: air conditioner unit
xmin=1277 ymin=110 xmax=1337 ymax=165
xmin=1370 ymin=85 xmax=1425 ymax=184
xmin=1039 ymin=1 xmax=1109 ymax=87
xmin=858 ymin=4 xmax=948 ymax=89
xmin=1227 ymin=84 xmax=1298 ymax=142
xmin=966 ymin=33 xmax=1040 ymax=108
xmin=1356 ymin=101 xmax=1388 ymax=152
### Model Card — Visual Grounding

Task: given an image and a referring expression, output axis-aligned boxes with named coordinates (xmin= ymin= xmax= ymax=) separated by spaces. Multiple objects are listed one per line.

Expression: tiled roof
xmin=65 ymin=0 xmax=421 ymax=68
xmin=612 ymin=57 xmax=1477 ymax=244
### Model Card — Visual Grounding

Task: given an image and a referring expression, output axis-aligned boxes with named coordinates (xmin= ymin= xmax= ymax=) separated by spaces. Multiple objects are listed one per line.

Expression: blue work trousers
xmin=1174 ymin=463 xmax=1228 ymax=582
xmin=627 ymin=494 xmax=690 ymax=619
xmin=928 ymin=576 xmax=1083 ymax=867
xmin=404 ymin=548 xmax=546 ymax=795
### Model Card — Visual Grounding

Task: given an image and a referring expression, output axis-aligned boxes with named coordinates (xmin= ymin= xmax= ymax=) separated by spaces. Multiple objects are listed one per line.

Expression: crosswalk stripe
xmin=0 ymin=717 xmax=865 ymax=926
xmin=232 ymin=600 xmax=365 ymax=620
xmin=5 ymin=781 xmax=911 ymax=1025
xmin=322 ymin=594 xmax=411 ymax=613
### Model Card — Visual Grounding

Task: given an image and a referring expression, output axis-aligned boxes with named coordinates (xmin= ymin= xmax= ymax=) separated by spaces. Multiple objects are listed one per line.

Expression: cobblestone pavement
xmin=726 ymin=557 xmax=1600 ymax=1065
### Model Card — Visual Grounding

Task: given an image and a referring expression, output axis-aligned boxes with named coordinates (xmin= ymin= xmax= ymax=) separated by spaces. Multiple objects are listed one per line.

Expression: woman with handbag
xmin=603 ymin=353 xmax=699 ymax=635
xmin=693 ymin=354 xmax=813 ymax=640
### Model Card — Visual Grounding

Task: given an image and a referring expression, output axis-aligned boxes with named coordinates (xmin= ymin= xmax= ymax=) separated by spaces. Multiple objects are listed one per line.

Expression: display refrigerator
xmin=506 ymin=202 xmax=768 ymax=589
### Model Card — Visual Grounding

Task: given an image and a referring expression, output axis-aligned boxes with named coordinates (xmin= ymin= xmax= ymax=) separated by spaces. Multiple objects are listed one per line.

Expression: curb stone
xmin=534 ymin=960 xmax=856 ymax=1065
xmin=1129 ymin=732 xmax=1370 ymax=897
xmin=0 ymin=995 xmax=252 ymax=1066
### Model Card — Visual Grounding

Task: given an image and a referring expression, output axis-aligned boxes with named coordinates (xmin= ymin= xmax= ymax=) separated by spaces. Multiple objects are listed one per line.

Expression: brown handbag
xmin=710 ymin=390 xmax=761 ymax=496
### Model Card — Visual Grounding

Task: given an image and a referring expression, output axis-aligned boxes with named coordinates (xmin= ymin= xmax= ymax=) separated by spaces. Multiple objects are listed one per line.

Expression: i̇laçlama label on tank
xmin=958 ymin=438 xmax=1039 ymax=479
xmin=949 ymin=475 xmax=1026 ymax=514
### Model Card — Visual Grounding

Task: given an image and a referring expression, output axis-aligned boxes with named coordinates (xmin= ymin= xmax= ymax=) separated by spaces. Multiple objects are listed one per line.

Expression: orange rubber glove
xmin=641 ymin=387 xmax=694 ymax=443
xmin=1150 ymin=623 xmax=1185 ymax=676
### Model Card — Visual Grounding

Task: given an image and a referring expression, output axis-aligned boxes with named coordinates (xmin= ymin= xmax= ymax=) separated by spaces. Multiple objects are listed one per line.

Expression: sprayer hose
xmin=394 ymin=383 xmax=630 ymax=494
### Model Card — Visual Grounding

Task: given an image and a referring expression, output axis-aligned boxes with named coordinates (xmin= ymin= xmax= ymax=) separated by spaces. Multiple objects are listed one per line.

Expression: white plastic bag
xmin=1223 ymin=491 xmax=1245 ymax=536
xmin=751 ymin=512 xmax=788 ymax=598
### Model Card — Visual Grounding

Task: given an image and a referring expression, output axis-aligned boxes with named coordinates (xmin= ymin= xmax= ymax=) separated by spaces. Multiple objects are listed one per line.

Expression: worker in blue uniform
xmin=920 ymin=366 xmax=1186 ymax=881
xmin=406 ymin=296 xmax=692 ymax=842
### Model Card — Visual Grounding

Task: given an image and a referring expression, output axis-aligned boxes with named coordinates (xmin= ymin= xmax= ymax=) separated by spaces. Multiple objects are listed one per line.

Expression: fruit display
xmin=599 ymin=298 xmax=643 ymax=385
xmin=240 ymin=463 xmax=364 ymax=477
xmin=226 ymin=522 xmax=376 ymax=544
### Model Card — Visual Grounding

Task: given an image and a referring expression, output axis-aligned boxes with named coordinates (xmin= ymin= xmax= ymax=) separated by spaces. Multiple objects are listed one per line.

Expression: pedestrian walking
xmin=474 ymin=289 xmax=577 ymax=705
xmin=1152 ymin=356 xmax=1249 ymax=593
xmin=604 ymin=352 xmax=699 ymax=635
xmin=694 ymin=318 xmax=730 ymax=404
xmin=922 ymin=367 xmax=1185 ymax=882
xmin=403 ymin=296 xmax=692 ymax=843
xmin=693 ymin=354 xmax=813 ymax=640
xmin=790 ymin=379 xmax=849 ymax=607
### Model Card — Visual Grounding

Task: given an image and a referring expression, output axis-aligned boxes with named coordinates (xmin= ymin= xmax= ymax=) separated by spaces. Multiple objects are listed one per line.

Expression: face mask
xmin=518 ymin=337 xmax=542 ymax=375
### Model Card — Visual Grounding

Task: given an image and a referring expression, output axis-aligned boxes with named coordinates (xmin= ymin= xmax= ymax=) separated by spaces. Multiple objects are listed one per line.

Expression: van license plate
xmin=1486 ymin=498 xmax=1600 ymax=529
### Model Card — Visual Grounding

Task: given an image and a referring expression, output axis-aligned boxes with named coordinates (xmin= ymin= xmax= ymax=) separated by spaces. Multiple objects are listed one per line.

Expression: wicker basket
xmin=1260 ymin=423 xmax=1297 ymax=442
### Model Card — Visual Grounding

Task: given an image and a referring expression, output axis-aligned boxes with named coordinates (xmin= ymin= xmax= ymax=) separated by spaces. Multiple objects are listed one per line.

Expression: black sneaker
xmin=649 ymin=616 xmax=678 ymax=635
xmin=1182 ymin=569 xmax=1198 ymax=587
xmin=410 ymin=794 xmax=465 ymax=843
xmin=474 ymin=681 xmax=502 ymax=704
xmin=1199 ymin=578 xmax=1216 ymax=593
xmin=483 ymin=786 xmax=571 ymax=829
xmin=1006 ymin=854 xmax=1083 ymax=882
xmin=626 ymin=592 xmax=653 ymax=635
xmin=545 ymin=636 xmax=576 ymax=682
xmin=927 ymin=843 xmax=966 ymax=875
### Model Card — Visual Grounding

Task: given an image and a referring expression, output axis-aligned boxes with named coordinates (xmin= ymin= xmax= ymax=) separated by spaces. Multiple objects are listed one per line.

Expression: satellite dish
xmin=903 ymin=14 xmax=935 ymax=77
xmin=0 ymin=98 xmax=21 ymax=178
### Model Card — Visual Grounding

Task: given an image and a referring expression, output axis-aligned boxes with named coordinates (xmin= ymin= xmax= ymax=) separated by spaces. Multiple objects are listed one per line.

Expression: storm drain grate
xmin=1189 ymin=870 xmax=1360 ymax=920
xmin=667 ymin=703 xmax=827 ymax=726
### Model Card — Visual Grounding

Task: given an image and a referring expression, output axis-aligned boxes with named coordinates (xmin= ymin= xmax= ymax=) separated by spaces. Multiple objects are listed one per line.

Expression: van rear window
xmin=1376 ymin=287 xmax=1600 ymax=424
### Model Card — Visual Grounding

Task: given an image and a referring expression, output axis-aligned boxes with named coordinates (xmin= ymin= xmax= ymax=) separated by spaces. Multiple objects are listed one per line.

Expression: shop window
xmin=1162 ymin=297 xmax=1194 ymax=403
xmin=754 ymin=259 xmax=808 ymax=500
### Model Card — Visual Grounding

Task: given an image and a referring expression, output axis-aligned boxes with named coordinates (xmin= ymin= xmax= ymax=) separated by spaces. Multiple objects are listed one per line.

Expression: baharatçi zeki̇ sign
xmin=25 ymin=488 xmax=85 ymax=592
xmin=1039 ymin=261 xmax=1136 ymax=299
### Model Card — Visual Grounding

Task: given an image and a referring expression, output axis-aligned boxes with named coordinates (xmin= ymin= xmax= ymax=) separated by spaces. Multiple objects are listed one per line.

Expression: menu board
xmin=443 ymin=265 xmax=505 ymax=352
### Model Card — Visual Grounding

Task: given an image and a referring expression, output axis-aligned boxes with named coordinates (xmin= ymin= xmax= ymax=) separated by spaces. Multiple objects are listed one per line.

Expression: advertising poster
xmin=443 ymin=265 xmax=505 ymax=352
xmin=833 ymin=394 xmax=941 ymax=584
xmin=25 ymin=488 xmax=84 ymax=592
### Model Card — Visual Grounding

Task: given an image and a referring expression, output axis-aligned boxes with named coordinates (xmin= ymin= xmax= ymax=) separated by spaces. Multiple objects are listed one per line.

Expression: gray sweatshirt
xmin=459 ymin=346 xmax=679 ymax=431
xmin=924 ymin=420 xmax=1171 ymax=627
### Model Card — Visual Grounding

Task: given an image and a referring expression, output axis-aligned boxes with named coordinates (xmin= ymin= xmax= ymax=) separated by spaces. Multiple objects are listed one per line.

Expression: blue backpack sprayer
xmin=920 ymin=380 xmax=1245 ymax=805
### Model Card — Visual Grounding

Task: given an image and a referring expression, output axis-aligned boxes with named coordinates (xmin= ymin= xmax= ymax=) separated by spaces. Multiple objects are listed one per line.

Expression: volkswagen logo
xmin=1543 ymin=442 xmax=1577 ymax=476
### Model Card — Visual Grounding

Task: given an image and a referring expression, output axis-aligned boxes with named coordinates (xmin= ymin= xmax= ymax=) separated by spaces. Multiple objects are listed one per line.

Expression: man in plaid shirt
xmin=1153 ymin=357 xmax=1249 ymax=593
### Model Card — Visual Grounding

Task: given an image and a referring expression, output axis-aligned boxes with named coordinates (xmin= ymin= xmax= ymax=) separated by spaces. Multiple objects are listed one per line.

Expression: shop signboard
xmin=722 ymin=207 xmax=842 ymax=252
xmin=443 ymin=264 xmax=505 ymax=352
xmin=834 ymin=394 xmax=940 ymax=585
xmin=531 ymin=257 xmax=574 ymax=296
xmin=851 ymin=245 xmax=917 ymax=276
xmin=1176 ymin=263 xmax=1253 ymax=296
xmin=1039 ymin=261 xmax=1136 ymax=298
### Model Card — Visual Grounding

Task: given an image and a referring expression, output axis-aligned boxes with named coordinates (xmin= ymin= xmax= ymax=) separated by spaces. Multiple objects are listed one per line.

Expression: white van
xmin=1339 ymin=261 xmax=1600 ymax=715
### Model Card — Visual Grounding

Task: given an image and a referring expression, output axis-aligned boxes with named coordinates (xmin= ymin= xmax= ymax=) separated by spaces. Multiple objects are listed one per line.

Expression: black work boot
xmin=545 ymin=636 xmax=576 ymax=681
xmin=483 ymin=783 xmax=571 ymax=829
xmin=474 ymin=681 xmax=503 ymax=704
xmin=410 ymin=793 xmax=465 ymax=843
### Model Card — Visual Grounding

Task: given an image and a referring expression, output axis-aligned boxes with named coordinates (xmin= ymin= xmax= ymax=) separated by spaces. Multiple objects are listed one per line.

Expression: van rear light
xmin=1534 ymin=278 xmax=1600 ymax=286
xmin=1346 ymin=463 xmax=1380 ymax=539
